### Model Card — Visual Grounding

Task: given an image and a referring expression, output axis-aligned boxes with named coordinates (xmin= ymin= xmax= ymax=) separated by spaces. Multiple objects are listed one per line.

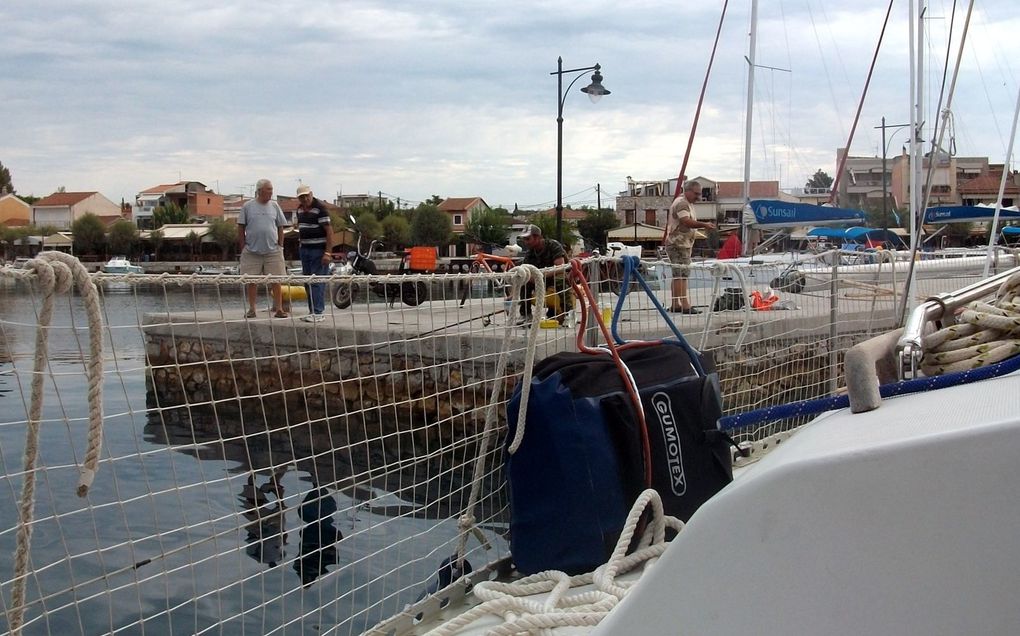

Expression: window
xmin=453 ymin=214 xmax=463 ymax=226
xmin=625 ymin=210 xmax=636 ymax=225
xmin=644 ymin=210 xmax=657 ymax=225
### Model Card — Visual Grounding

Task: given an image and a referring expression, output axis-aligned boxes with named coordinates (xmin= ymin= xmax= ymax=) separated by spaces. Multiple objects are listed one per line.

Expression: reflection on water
xmin=295 ymin=488 xmax=343 ymax=586
xmin=240 ymin=468 xmax=289 ymax=567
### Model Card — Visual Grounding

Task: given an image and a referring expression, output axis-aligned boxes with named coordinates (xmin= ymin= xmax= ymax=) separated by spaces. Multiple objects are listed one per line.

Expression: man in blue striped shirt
xmin=295 ymin=185 xmax=335 ymax=322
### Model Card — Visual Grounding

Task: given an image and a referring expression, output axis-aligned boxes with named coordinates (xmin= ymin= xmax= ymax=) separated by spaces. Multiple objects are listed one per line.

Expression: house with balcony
xmin=133 ymin=181 xmax=224 ymax=229
xmin=31 ymin=191 xmax=121 ymax=230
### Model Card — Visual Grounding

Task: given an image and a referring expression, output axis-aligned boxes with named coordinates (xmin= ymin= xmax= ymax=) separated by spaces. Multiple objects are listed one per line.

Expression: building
xmin=335 ymin=194 xmax=374 ymax=210
xmin=31 ymin=191 xmax=121 ymax=230
xmin=134 ymin=182 xmax=224 ymax=229
xmin=439 ymin=197 xmax=491 ymax=256
xmin=615 ymin=176 xmax=780 ymax=229
xmin=0 ymin=193 xmax=31 ymax=226
xmin=836 ymin=148 xmax=1016 ymax=212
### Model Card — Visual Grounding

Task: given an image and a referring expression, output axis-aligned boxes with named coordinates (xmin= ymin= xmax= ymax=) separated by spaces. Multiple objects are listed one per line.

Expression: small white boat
xmin=102 ymin=256 xmax=144 ymax=274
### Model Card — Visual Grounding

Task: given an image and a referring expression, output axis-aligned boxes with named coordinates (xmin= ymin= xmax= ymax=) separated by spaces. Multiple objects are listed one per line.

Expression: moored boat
xmin=101 ymin=256 xmax=144 ymax=274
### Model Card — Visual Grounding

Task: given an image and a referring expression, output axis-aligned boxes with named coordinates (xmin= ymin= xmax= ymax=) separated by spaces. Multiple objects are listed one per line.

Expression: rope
xmin=721 ymin=273 xmax=1020 ymax=431
xmin=428 ymin=489 xmax=681 ymax=636
xmin=5 ymin=252 xmax=105 ymax=635
xmin=921 ymin=271 xmax=1020 ymax=375
xmin=456 ymin=265 xmax=545 ymax=570
xmin=504 ymin=265 xmax=546 ymax=456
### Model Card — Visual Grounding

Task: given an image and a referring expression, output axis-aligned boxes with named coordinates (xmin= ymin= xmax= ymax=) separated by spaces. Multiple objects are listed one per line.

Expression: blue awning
xmin=748 ymin=200 xmax=866 ymax=228
xmin=806 ymin=226 xmax=907 ymax=248
xmin=1002 ymin=226 xmax=1020 ymax=236
xmin=923 ymin=205 xmax=1020 ymax=224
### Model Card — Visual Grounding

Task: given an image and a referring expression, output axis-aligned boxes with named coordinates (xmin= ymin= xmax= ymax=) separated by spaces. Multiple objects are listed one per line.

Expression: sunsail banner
xmin=923 ymin=205 xmax=1020 ymax=224
xmin=747 ymin=200 xmax=866 ymax=228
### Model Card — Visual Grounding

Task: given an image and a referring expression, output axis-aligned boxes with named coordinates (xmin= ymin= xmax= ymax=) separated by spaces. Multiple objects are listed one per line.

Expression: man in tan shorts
xmin=238 ymin=179 xmax=290 ymax=318
xmin=666 ymin=180 xmax=715 ymax=313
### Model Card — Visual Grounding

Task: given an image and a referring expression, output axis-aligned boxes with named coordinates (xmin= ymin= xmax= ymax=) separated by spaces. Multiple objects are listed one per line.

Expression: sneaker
xmin=301 ymin=314 xmax=315 ymax=322
xmin=311 ymin=313 xmax=326 ymax=322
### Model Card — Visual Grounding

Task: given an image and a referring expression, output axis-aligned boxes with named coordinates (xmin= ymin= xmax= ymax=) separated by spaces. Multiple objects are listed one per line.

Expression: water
xmin=0 ymin=280 xmax=504 ymax=635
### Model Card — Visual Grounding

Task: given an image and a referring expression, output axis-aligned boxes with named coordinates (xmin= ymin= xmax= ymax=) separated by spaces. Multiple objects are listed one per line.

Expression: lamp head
xmin=580 ymin=65 xmax=610 ymax=104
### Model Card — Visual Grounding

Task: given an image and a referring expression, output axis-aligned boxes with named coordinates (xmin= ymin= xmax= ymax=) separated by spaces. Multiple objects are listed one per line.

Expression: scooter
xmin=331 ymin=217 xmax=429 ymax=309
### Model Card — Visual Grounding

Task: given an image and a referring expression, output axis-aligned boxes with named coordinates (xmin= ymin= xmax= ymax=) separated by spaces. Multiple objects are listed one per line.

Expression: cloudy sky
xmin=2 ymin=1 xmax=1017 ymax=210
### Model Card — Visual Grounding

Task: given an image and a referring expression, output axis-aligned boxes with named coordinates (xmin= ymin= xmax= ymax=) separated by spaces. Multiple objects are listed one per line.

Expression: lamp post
xmin=552 ymin=57 xmax=610 ymax=243
xmin=874 ymin=117 xmax=911 ymax=231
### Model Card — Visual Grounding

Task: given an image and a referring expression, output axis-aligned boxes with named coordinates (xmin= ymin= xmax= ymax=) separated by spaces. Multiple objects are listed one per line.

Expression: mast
xmin=740 ymin=0 xmax=758 ymax=256
xmin=899 ymin=0 xmax=926 ymax=326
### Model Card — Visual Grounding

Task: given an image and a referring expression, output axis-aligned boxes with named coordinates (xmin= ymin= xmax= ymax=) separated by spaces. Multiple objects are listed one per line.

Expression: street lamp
xmin=552 ymin=57 xmax=610 ymax=243
xmin=874 ymin=116 xmax=911 ymax=230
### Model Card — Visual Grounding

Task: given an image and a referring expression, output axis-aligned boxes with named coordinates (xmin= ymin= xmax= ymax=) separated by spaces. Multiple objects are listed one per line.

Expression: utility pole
xmin=596 ymin=183 xmax=601 ymax=211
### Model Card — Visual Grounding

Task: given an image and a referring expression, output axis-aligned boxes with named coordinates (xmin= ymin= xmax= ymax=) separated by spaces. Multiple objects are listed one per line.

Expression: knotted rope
xmin=434 ymin=489 xmax=682 ymax=636
xmin=5 ymin=252 xmax=105 ymax=635
xmin=922 ymin=271 xmax=1020 ymax=375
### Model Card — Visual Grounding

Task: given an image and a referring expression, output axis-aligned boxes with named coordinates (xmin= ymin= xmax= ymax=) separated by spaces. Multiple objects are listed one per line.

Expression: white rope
xmin=5 ymin=252 xmax=105 ymax=635
xmin=455 ymin=265 xmax=546 ymax=568
xmin=922 ymin=271 xmax=1020 ymax=375
xmin=504 ymin=265 xmax=545 ymax=456
xmin=429 ymin=489 xmax=682 ymax=636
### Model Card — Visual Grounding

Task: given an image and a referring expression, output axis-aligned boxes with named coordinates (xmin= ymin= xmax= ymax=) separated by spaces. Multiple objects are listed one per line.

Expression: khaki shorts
xmin=665 ymin=244 xmax=692 ymax=277
xmin=239 ymin=248 xmax=286 ymax=276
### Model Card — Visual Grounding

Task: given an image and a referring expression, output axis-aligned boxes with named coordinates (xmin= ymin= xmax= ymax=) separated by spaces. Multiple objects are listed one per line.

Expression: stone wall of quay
xmin=145 ymin=332 xmax=522 ymax=451
xmin=145 ymin=328 xmax=866 ymax=444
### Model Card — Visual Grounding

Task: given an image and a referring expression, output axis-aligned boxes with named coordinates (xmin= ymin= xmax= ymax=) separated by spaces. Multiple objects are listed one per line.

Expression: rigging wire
xmin=828 ymin=0 xmax=896 ymax=205
xmin=806 ymin=3 xmax=847 ymax=144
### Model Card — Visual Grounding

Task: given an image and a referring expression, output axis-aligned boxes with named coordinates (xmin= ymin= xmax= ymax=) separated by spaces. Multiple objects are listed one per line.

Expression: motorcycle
xmin=331 ymin=217 xmax=429 ymax=309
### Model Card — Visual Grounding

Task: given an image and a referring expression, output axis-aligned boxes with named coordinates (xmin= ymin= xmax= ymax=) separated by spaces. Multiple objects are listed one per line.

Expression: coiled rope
xmin=4 ymin=252 xmax=105 ymax=635
xmin=921 ymin=271 xmax=1020 ymax=375
xmin=432 ymin=489 xmax=682 ymax=636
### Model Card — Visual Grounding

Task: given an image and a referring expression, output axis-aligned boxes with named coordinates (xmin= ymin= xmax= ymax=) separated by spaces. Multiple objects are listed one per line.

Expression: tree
xmin=0 ymin=161 xmax=13 ymax=194
xmin=806 ymin=169 xmax=834 ymax=190
xmin=381 ymin=214 xmax=411 ymax=249
xmin=186 ymin=230 xmax=202 ymax=260
xmin=207 ymin=218 xmax=237 ymax=260
xmin=108 ymin=220 xmax=139 ymax=256
xmin=463 ymin=208 xmax=510 ymax=248
xmin=0 ymin=226 xmax=31 ymax=261
xmin=153 ymin=202 xmax=189 ymax=228
xmin=410 ymin=204 xmax=453 ymax=247
xmin=426 ymin=195 xmax=444 ymax=206
xmin=149 ymin=229 xmax=165 ymax=260
xmin=71 ymin=213 xmax=107 ymax=257
xmin=576 ymin=208 xmax=621 ymax=251
xmin=352 ymin=212 xmax=382 ymax=243
xmin=529 ymin=213 xmax=577 ymax=251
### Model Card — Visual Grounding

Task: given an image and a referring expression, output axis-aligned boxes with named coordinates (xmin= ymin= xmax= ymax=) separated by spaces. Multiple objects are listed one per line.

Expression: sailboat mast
xmin=740 ymin=0 xmax=758 ymax=256
xmin=909 ymin=0 xmax=924 ymax=253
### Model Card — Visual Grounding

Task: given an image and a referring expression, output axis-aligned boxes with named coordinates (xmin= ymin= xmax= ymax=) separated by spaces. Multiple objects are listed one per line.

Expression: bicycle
xmin=458 ymin=251 xmax=519 ymax=307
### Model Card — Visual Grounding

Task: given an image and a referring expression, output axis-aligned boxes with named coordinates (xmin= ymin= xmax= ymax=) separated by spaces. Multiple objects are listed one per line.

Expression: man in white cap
xmin=238 ymin=179 xmax=290 ymax=318
xmin=294 ymin=184 xmax=335 ymax=322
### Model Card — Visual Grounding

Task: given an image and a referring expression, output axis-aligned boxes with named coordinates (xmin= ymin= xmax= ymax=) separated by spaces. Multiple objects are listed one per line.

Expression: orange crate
xmin=407 ymin=246 xmax=437 ymax=271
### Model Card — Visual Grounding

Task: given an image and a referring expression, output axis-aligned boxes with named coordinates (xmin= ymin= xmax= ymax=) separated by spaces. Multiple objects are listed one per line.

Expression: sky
xmin=2 ymin=0 xmax=1018 ymax=211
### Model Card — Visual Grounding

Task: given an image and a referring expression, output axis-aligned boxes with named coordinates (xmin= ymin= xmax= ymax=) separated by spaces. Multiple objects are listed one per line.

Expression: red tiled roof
xmin=439 ymin=197 xmax=485 ymax=211
xmin=139 ymin=183 xmax=181 ymax=195
xmin=958 ymin=175 xmax=1019 ymax=194
xmin=33 ymin=192 xmax=96 ymax=207
xmin=714 ymin=181 xmax=780 ymax=198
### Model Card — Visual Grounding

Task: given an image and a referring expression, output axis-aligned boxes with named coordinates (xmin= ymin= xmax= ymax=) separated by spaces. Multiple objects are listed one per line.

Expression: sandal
xmin=245 ymin=309 xmax=257 ymax=318
xmin=273 ymin=310 xmax=289 ymax=319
